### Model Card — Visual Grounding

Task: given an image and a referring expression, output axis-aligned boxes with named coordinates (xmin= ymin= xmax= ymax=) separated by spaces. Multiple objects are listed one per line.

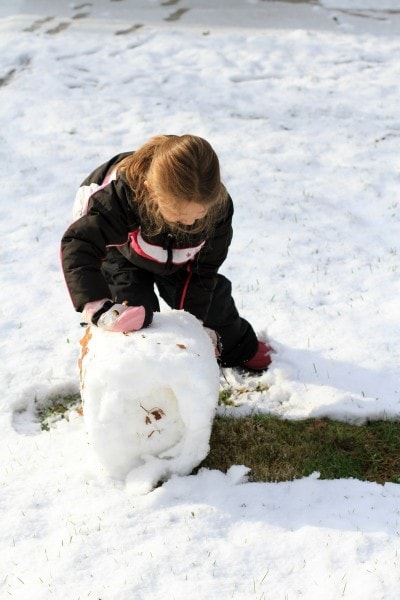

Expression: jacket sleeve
xmin=182 ymin=196 xmax=234 ymax=321
xmin=61 ymin=180 xmax=134 ymax=312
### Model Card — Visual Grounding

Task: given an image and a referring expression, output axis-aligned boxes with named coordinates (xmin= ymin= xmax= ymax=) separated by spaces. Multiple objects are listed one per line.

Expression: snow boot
xmin=242 ymin=340 xmax=274 ymax=371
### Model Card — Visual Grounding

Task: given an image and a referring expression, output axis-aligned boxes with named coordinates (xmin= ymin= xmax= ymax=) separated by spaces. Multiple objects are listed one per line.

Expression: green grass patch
xmin=40 ymin=392 xmax=400 ymax=484
xmin=37 ymin=393 xmax=82 ymax=431
xmin=218 ymin=383 xmax=269 ymax=407
xmin=199 ymin=414 xmax=400 ymax=484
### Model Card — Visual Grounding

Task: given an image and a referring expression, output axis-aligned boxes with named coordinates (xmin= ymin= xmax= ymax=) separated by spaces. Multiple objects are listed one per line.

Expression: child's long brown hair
xmin=117 ymin=134 xmax=228 ymax=237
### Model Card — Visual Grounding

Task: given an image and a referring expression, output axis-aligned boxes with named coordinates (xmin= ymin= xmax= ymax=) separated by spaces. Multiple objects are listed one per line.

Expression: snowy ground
xmin=1 ymin=0 xmax=400 ymax=598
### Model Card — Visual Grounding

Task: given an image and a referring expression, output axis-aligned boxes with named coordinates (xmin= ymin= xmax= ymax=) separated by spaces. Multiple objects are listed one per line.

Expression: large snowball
xmin=79 ymin=311 xmax=219 ymax=494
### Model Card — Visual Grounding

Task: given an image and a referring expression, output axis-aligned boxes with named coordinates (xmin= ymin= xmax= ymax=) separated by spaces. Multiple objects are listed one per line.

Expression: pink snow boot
xmin=242 ymin=341 xmax=274 ymax=371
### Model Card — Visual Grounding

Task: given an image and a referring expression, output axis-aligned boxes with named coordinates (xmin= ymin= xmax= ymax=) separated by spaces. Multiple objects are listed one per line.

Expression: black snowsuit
xmin=61 ymin=153 xmax=258 ymax=367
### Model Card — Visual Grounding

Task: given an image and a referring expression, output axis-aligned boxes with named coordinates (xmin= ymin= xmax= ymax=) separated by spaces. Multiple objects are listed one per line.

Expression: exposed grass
xmin=199 ymin=414 xmax=400 ymax=484
xmin=218 ymin=383 xmax=269 ymax=407
xmin=40 ymin=393 xmax=400 ymax=484
xmin=37 ymin=393 xmax=82 ymax=431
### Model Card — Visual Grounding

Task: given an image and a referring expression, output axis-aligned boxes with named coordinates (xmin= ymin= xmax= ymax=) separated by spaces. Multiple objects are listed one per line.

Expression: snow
xmin=1 ymin=1 xmax=400 ymax=598
xmin=320 ymin=0 xmax=399 ymax=9
xmin=81 ymin=312 xmax=219 ymax=493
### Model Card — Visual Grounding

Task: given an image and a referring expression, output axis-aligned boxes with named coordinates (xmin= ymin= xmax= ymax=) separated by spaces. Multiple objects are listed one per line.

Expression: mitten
xmin=82 ymin=299 xmax=145 ymax=333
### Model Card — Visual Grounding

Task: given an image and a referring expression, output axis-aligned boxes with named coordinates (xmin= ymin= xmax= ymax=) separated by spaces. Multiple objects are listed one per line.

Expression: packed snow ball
xmin=79 ymin=311 xmax=220 ymax=494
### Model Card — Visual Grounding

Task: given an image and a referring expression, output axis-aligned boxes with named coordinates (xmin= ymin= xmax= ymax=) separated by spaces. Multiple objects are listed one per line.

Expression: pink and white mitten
xmin=82 ymin=299 xmax=145 ymax=333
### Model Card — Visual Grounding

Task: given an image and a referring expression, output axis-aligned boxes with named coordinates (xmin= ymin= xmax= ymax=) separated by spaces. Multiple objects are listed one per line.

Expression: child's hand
xmin=82 ymin=299 xmax=145 ymax=333
xmin=96 ymin=303 xmax=145 ymax=332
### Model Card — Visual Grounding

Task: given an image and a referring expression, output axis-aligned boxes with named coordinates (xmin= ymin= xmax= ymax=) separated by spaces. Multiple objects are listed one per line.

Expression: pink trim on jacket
xmin=179 ymin=264 xmax=193 ymax=309
xmin=128 ymin=228 xmax=205 ymax=266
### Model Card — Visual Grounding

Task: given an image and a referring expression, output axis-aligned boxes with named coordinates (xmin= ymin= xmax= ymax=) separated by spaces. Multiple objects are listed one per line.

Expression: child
xmin=61 ymin=134 xmax=273 ymax=370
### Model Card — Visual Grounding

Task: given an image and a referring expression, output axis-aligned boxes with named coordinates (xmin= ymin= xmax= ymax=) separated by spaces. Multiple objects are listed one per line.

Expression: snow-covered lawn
xmin=0 ymin=3 xmax=399 ymax=598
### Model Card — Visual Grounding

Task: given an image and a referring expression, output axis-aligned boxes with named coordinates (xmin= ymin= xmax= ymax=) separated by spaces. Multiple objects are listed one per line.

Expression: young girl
xmin=61 ymin=134 xmax=273 ymax=370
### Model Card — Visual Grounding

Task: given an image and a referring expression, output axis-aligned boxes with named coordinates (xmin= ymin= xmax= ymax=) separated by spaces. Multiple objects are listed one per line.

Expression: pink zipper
xmin=179 ymin=263 xmax=193 ymax=309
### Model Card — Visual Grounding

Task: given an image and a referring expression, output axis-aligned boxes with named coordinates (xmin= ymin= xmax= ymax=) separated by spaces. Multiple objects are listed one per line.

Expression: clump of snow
xmin=80 ymin=311 xmax=219 ymax=493
xmin=320 ymin=0 xmax=399 ymax=8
